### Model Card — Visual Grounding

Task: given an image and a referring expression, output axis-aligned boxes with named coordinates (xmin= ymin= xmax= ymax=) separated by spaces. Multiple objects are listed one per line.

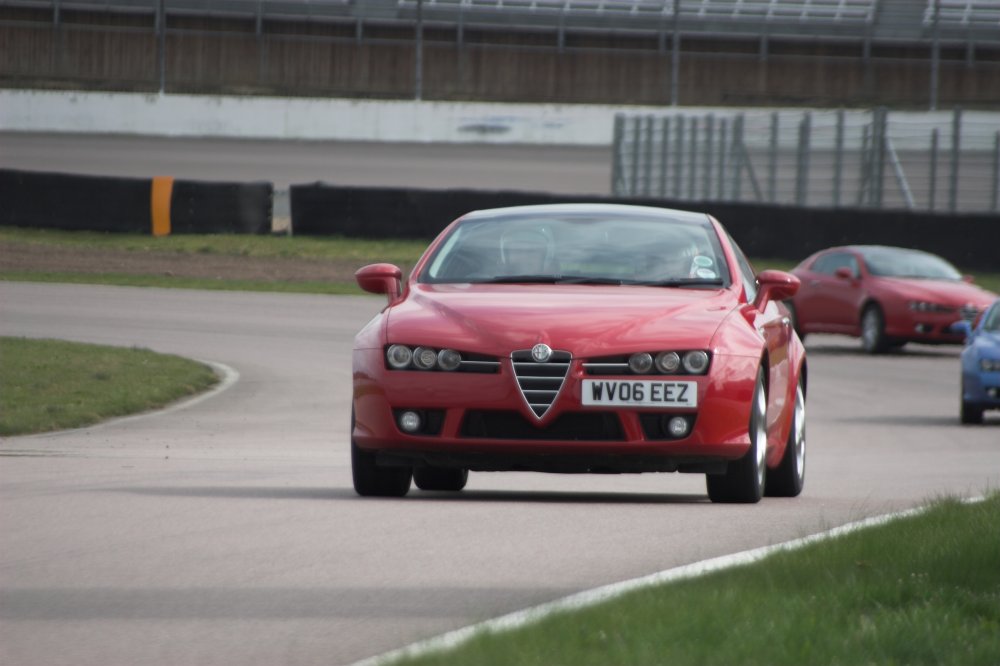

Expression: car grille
xmin=460 ymin=410 xmax=624 ymax=441
xmin=511 ymin=349 xmax=571 ymax=418
xmin=458 ymin=353 xmax=501 ymax=373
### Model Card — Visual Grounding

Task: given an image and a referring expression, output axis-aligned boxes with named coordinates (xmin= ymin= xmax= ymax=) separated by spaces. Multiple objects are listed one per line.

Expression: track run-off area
xmin=2 ymin=281 xmax=998 ymax=666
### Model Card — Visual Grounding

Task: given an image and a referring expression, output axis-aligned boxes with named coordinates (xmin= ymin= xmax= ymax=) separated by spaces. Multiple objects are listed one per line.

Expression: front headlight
xmin=981 ymin=358 xmax=1000 ymax=373
xmin=908 ymin=301 xmax=952 ymax=313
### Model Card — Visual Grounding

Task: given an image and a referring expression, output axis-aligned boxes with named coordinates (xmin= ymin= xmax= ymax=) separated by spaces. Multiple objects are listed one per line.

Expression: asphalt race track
xmin=1 ymin=282 xmax=998 ymax=666
xmin=0 ymin=133 xmax=612 ymax=193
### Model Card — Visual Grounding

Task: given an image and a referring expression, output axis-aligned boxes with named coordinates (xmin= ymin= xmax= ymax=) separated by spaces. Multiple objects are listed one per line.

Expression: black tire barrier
xmin=288 ymin=183 xmax=1000 ymax=273
xmin=171 ymin=180 xmax=273 ymax=235
xmin=0 ymin=169 xmax=273 ymax=235
xmin=0 ymin=168 xmax=150 ymax=233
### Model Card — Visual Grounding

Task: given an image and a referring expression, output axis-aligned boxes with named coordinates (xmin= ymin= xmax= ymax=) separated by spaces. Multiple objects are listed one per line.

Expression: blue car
xmin=956 ymin=299 xmax=1000 ymax=424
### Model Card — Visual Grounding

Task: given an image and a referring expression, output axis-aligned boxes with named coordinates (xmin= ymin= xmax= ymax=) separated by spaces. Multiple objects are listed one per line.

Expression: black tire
xmin=351 ymin=409 xmax=412 ymax=497
xmin=961 ymin=400 xmax=984 ymax=425
xmin=860 ymin=304 xmax=890 ymax=354
xmin=414 ymin=467 xmax=469 ymax=492
xmin=766 ymin=377 xmax=806 ymax=497
xmin=785 ymin=301 xmax=805 ymax=342
xmin=707 ymin=367 xmax=767 ymax=504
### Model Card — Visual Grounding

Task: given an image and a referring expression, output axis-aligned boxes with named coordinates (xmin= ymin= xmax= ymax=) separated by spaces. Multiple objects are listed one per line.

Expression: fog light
xmin=629 ymin=352 xmax=654 ymax=374
xmin=412 ymin=346 xmax=438 ymax=370
xmin=398 ymin=410 xmax=422 ymax=433
xmin=666 ymin=416 xmax=690 ymax=438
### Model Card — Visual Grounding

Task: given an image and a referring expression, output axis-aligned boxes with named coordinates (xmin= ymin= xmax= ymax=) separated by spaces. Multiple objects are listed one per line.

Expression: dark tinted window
xmin=421 ymin=212 xmax=730 ymax=288
xmin=859 ymin=248 xmax=962 ymax=280
xmin=812 ymin=253 xmax=859 ymax=277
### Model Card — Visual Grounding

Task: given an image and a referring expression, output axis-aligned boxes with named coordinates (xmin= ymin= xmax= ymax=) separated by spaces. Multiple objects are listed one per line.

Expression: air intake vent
xmin=511 ymin=349 xmax=571 ymax=418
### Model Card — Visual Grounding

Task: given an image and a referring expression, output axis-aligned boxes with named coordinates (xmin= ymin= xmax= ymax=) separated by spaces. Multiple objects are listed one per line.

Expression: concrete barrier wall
xmin=0 ymin=89 xmax=627 ymax=144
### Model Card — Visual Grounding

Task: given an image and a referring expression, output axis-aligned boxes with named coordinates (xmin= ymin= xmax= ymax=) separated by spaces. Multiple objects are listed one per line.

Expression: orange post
xmin=151 ymin=176 xmax=174 ymax=237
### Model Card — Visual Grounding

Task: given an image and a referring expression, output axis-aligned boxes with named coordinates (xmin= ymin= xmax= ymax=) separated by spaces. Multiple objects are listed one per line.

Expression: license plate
xmin=581 ymin=379 xmax=697 ymax=408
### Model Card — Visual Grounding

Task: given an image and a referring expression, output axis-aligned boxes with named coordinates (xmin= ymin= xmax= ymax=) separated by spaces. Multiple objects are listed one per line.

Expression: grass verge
xmin=394 ymin=494 xmax=1000 ymax=666
xmin=0 ymin=270 xmax=367 ymax=295
xmin=0 ymin=337 xmax=219 ymax=436
xmin=0 ymin=227 xmax=428 ymax=264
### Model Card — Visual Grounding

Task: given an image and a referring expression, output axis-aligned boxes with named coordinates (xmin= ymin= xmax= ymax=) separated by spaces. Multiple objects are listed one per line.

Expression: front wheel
xmin=961 ymin=400 xmax=983 ymax=425
xmin=860 ymin=304 xmax=890 ymax=354
xmin=351 ymin=409 xmax=412 ymax=497
xmin=766 ymin=377 xmax=806 ymax=497
xmin=707 ymin=367 xmax=767 ymax=504
xmin=352 ymin=439 xmax=412 ymax=497
xmin=414 ymin=467 xmax=469 ymax=492
xmin=785 ymin=301 xmax=806 ymax=342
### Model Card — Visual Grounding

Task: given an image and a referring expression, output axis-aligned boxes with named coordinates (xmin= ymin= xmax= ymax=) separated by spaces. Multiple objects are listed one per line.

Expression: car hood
xmin=876 ymin=277 xmax=996 ymax=307
xmin=386 ymin=283 xmax=738 ymax=356
xmin=971 ymin=330 xmax=1000 ymax=354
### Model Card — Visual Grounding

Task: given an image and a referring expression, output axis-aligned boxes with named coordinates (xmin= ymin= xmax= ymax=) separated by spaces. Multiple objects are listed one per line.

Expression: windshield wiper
xmin=555 ymin=276 xmax=627 ymax=285
xmin=632 ymin=278 xmax=725 ymax=288
xmin=478 ymin=275 xmax=562 ymax=284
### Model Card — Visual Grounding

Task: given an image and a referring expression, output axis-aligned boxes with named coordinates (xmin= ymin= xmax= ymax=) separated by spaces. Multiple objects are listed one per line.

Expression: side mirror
xmin=834 ymin=267 xmax=855 ymax=280
xmin=754 ymin=270 xmax=800 ymax=309
xmin=950 ymin=320 xmax=973 ymax=340
xmin=355 ymin=263 xmax=403 ymax=304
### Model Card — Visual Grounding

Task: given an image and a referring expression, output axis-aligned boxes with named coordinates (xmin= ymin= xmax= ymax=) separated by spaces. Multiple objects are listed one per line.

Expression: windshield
xmin=982 ymin=304 xmax=1000 ymax=333
xmin=420 ymin=212 xmax=730 ymax=288
xmin=861 ymin=247 xmax=962 ymax=280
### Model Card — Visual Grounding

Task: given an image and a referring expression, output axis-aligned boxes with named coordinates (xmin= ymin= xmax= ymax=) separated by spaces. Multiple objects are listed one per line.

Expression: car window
xmin=860 ymin=248 xmax=962 ymax=280
xmin=724 ymin=231 xmax=757 ymax=302
xmin=421 ymin=213 xmax=731 ymax=288
xmin=982 ymin=304 xmax=1000 ymax=332
xmin=812 ymin=253 xmax=859 ymax=277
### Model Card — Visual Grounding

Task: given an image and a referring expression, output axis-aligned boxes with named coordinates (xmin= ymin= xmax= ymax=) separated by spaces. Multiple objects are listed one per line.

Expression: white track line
xmin=7 ymin=359 xmax=239 ymax=440
xmin=351 ymin=496 xmax=985 ymax=666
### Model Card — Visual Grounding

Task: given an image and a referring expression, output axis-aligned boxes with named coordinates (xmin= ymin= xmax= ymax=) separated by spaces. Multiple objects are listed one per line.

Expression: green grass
xmin=0 ymin=270 xmax=368 ymax=295
xmin=0 ymin=226 xmax=428 ymax=265
xmin=395 ymin=494 xmax=1000 ymax=666
xmin=0 ymin=337 xmax=219 ymax=436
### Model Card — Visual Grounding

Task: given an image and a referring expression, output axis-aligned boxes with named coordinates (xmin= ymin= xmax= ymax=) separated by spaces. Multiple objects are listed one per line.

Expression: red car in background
xmin=352 ymin=204 xmax=807 ymax=504
xmin=787 ymin=245 xmax=996 ymax=354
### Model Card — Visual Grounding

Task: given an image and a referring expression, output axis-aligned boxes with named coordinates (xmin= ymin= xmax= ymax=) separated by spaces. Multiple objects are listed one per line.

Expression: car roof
xmin=823 ymin=245 xmax=932 ymax=256
xmin=461 ymin=203 xmax=712 ymax=226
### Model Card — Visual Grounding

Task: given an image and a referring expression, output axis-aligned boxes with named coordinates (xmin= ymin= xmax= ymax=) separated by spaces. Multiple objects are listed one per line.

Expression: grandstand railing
xmin=611 ymin=108 xmax=1000 ymax=213
xmin=1 ymin=0 xmax=997 ymax=106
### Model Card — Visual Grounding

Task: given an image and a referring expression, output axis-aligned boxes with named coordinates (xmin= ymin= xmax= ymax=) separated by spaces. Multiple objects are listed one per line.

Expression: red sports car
xmin=352 ymin=204 xmax=806 ymax=503
xmin=787 ymin=245 xmax=996 ymax=354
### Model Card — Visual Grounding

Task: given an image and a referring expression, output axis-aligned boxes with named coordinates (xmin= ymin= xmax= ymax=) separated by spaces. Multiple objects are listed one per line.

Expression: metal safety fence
xmin=611 ymin=108 xmax=1000 ymax=214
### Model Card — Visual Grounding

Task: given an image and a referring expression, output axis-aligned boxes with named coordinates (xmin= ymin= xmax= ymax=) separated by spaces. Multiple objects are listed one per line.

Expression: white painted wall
xmin=0 ymin=89 xmax=636 ymax=145
xmin=1 ymin=89 xmax=996 ymax=150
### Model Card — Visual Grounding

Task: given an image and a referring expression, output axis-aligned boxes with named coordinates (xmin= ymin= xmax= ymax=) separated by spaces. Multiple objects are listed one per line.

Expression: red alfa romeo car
xmin=352 ymin=204 xmax=807 ymax=503
xmin=787 ymin=245 xmax=996 ymax=354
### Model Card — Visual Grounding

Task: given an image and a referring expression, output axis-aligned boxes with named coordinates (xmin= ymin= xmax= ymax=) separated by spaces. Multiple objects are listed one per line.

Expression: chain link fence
xmin=611 ymin=108 xmax=1000 ymax=214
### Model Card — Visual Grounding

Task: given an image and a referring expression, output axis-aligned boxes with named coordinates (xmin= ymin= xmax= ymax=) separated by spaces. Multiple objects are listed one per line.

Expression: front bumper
xmin=352 ymin=348 xmax=758 ymax=469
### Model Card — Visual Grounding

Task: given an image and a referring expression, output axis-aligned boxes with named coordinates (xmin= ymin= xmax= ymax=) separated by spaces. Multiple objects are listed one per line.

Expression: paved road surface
xmin=0 ymin=132 xmax=612 ymax=193
xmin=2 ymin=282 xmax=998 ymax=666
